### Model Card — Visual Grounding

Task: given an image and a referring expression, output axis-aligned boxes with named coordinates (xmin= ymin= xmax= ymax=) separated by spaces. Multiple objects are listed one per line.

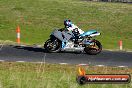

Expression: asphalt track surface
xmin=0 ymin=45 xmax=132 ymax=67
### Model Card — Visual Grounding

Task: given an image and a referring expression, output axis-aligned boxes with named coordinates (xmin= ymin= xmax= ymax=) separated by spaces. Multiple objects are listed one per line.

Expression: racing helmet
xmin=64 ymin=19 xmax=72 ymax=27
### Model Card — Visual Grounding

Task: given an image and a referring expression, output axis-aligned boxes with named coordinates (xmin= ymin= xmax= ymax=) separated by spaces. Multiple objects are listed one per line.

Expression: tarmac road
xmin=0 ymin=45 xmax=132 ymax=67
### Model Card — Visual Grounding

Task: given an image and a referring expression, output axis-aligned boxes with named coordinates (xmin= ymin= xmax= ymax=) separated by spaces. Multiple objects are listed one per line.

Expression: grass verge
xmin=0 ymin=62 xmax=131 ymax=88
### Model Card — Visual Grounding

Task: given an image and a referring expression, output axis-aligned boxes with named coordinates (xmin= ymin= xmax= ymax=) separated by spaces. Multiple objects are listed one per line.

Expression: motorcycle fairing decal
xmin=62 ymin=41 xmax=73 ymax=48
xmin=90 ymin=33 xmax=100 ymax=37
xmin=62 ymin=42 xmax=66 ymax=48
xmin=80 ymin=30 xmax=97 ymax=37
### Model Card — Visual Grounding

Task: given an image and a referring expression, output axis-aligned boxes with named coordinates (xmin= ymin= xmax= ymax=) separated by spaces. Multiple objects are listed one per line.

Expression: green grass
xmin=0 ymin=0 xmax=132 ymax=49
xmin=0 ymin=62 xmax=131 ymax=88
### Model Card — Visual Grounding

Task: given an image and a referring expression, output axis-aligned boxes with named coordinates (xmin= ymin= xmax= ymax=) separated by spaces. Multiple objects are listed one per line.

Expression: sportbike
xmin=44 ymin=28 xmax=102 ymax=55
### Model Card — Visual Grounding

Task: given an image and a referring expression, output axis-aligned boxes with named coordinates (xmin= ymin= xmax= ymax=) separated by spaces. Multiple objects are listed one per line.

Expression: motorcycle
xmin=44 ymin=28 xmax=102 ymax=55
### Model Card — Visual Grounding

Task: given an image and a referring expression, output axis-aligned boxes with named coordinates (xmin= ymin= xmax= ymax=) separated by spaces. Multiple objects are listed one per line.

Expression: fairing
xmin=80 ymin=30 xmax=97 ymax=37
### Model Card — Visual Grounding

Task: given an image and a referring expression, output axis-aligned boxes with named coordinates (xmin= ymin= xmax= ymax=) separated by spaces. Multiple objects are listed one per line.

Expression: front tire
xmin=44 ymin=39 xmax=61 ymax=53
xmin=84 ymin=40 xmax=102 ymax=55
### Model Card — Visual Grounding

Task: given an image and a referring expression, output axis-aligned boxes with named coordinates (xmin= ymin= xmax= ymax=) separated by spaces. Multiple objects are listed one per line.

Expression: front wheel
xmin=84 ymin=40 xmax=102 ymax=55
xmin=44 ymin=39 xmax=61 ymax=53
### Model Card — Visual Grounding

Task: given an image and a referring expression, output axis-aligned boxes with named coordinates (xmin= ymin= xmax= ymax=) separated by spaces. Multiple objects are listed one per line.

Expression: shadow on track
xmin=13 ymin=46 xmax=46 ymax=53
xmin=13 ymin=45 xmax=83 ymax=54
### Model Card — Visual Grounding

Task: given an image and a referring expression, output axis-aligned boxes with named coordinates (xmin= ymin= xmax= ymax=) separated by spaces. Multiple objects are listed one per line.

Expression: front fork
xmin=84 ymin=39 xmax=97 ymax=48
xmin=83 ymin=38 xmax=95 ymax=45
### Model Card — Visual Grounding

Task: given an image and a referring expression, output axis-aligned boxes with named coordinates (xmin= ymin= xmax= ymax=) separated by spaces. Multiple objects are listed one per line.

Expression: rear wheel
xmin=84 ymin=40 xmax=102 ymax=55
xmin=44 ymin=39 xmax=61 ymax=53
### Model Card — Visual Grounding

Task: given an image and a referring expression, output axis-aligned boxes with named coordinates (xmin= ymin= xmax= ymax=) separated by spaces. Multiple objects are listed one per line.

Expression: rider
xmin=64 ymin=19 xmax=84 ymax=34
xmin=62 ymin=19 xmax=84 ymax=48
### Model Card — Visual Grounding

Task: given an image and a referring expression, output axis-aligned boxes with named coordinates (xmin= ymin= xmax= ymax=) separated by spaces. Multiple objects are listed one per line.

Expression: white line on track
xmin=34 ymin=62 xmax=45 ymax=64
xmin=96 ymin=65 xmax=105 ymax=67
xmin=36 ymin=45 xmax=42 ymax=48
xmin=78 ymin=64 xmax=88 ymax=66
xmin=118 ymin=66 xmax=128 ymax=68
xmin=0 ymin=60 xmax=4 ymax=62
xmin=127 ymin=51 xmax=132 ymax=52
xmin=20 ymin=45 xmax=26 ymax=47
xmin=16 ymin=61 xmax=25 ymax=62
xmin=0 ymin=59 xmax=130 ymax=68
xmin=59 ymin=63 xmax=68 ymax=65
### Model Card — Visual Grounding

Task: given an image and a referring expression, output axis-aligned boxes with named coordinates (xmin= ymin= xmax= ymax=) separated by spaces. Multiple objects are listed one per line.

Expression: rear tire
xmin=84 ymin=40 xmax=102 ymax=55
xmin=44 ymin=39 xmax=61 ymax=53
